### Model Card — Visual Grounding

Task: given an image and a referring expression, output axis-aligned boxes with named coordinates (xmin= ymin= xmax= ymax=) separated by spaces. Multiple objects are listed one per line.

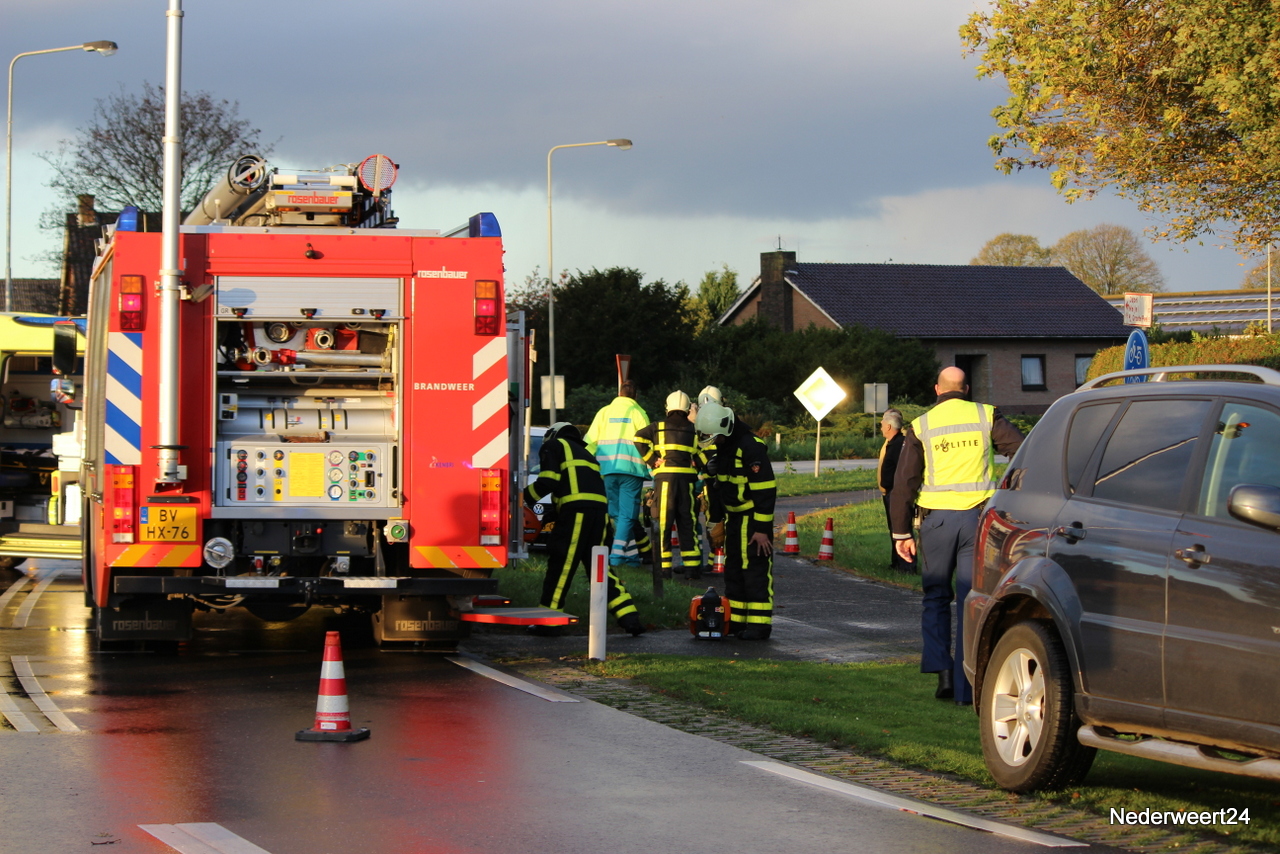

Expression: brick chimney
xmin=76 ymin=194 xmax=97 ymax=227
xmin=758 ymin=250 xmax=796 ymax=331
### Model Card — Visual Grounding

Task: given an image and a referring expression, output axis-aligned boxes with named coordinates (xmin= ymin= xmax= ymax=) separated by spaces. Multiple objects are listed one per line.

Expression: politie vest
xmin=911 ymin=398 xmax=996 ymax=511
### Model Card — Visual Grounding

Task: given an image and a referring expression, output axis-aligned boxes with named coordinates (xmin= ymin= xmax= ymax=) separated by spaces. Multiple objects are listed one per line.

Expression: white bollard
xmin=588 ymin=545 xmax=609 ymax=661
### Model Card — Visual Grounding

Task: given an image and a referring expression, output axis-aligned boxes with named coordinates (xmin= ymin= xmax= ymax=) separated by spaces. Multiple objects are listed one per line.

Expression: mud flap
xmin=371 ymin=595 xmax=467 ymax=647
xmin=96 ymin=599 xmax=193 ymax=642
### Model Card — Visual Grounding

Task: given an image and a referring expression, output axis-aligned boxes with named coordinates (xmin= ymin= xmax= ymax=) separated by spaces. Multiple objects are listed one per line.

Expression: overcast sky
xmin=2 ymin=0 xmax=1258 ymax=294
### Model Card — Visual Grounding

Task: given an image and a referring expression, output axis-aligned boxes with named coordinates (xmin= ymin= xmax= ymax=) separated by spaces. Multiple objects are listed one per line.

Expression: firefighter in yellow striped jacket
xmin=524 ymin=422 xmax=645 ymax=636
xmin=695 ymin=401 xmax=776 ymax=640
xmin=634 ymin=391 xmax=704 ymax=579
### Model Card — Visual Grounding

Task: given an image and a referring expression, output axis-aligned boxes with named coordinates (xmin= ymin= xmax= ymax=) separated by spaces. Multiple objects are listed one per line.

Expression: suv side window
xmin=1065 ymin=402 xmax=1119 ymax=493
xmin=1091 ymin=399 xmax=1211 ymax=511
xmin=1196 ymin=401 xmax=1280 ymax=518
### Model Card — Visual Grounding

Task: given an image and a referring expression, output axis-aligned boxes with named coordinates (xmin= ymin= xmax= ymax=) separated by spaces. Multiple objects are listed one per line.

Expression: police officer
xmin=634 ymin=391 xmax=703 ymax=579
xmin=524 ymin=422 xmax=646 ymax=636
xmin=890 ymin=367 xmax=1023 ymax=704
xmin=695 ymin=401 xmax=776 ymax=640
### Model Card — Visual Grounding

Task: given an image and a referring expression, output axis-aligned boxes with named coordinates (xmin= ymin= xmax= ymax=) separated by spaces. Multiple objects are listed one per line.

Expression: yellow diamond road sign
xmin=794 ymin=367 xmax=847 ymax=421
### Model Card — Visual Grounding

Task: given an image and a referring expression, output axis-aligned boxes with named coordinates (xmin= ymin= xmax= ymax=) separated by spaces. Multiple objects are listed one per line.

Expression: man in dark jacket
xmin=523 ymin=422 xmax=645 ymax=636
xmin=695 ymin=401 xmax=776 ymax=640
xmin=634 ymin=390 xmax=703 ymax=579
xmin=877 ymin=409 xmax=914 ymax=573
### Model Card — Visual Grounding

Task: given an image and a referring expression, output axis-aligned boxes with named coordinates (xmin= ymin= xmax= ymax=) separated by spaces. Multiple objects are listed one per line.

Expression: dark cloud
xmin=2 ymin=0 xmax=998 ymax=221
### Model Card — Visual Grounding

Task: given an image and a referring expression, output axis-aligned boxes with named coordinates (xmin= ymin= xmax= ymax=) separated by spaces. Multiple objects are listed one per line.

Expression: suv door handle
xmin=1055 ymin=523 xmax=1086 ymax=543
xmin=1174 ymin=544 xmax=1211 ymax=567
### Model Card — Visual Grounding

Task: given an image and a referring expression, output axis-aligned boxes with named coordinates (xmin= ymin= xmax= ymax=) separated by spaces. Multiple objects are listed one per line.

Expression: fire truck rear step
xmin=460 ymin=606 xmax=577 ymax=626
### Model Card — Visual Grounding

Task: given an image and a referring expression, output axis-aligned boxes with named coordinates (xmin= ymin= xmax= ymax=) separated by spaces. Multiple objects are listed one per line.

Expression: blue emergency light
xmin=117 ymin=205 xmax=140 ymax=232
xmin=468 ymin=212 xmax=501 ymax=238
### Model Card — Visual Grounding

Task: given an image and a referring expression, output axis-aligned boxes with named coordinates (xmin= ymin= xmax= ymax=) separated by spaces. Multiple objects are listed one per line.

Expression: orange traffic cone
xmin=670 ymin=523 xmax=680 ymax=549
xmin=783 ymin=511 xmax=800 ymax=553
xmin=817 ymin=518 xmax=835 ymax=561
xmin=711 ymin=547 xmax=726 ymax=574
xmin=296 ymin=631 xmax=370 ymax=742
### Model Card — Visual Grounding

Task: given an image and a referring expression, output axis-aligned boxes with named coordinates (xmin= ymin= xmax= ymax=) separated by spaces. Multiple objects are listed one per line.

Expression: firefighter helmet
xmin=698 ymin=385 xmax=723 ymax=407
xmin=665 ymin=390 xmax=691 ymax=413
xmin=695 ymin=401 xmax=734 ymax=437
xmin=545 ymin=421 xmax=581 ymax=444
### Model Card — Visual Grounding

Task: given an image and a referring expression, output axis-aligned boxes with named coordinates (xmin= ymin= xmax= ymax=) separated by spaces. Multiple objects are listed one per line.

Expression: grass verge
xmin=585 ymin=654 xmax=1280 ymax=849
xmin=775 ymin=467 xmax=877 ymax=496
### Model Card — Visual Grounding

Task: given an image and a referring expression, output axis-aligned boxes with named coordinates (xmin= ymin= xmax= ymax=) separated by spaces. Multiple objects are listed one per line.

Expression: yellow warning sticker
xmin=288 ymin=452 xmax=324 ymax=497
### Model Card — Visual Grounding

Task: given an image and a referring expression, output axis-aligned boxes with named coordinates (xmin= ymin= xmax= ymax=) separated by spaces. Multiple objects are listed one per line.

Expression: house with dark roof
xmin=721 ymin=251 xmax=1132 ymax=414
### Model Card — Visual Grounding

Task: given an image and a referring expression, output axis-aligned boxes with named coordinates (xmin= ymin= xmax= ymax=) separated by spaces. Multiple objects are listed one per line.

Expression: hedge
xmin=1088 ymin=333 xmax=1280 ymax=381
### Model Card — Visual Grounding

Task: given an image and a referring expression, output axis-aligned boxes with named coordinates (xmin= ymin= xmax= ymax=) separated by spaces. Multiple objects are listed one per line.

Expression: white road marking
xmin=140 ymin=823 xmax=273 ymax=854
xmin=0 ymin=686 xmax=39 ymax=732
xmin=10 ymin=656 xmax=80 ymax=732
xmin=10 ymin=573 xmax=59 ymax=628
xmin=0 ymin=576 xmax=30 ymax=615
xmin=742 ymin=760 xmax=1088 ymax=848
xmin=446 ymin=654 xmax=580 ymax=703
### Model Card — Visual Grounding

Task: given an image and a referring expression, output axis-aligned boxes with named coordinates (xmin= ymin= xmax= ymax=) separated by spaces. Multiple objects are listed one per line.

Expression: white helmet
xmin=665 ymin=390 xmax=691 ymax=413
xmin=698 ymin=385 xmax=723 ymax=407
xmin=695 ymin=401 xmax=734 ymax=437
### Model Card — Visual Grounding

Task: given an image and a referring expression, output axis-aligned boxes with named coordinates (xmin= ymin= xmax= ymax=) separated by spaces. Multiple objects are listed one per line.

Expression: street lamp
xmin=545 ymin=138 xmax=632 ymax=423
xmin=6 ymin=40 xmax=118 ymax=311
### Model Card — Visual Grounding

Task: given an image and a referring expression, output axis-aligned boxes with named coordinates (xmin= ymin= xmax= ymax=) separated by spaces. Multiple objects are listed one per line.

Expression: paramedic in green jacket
xmin=585 ymin=380 xmax=651 ymax=567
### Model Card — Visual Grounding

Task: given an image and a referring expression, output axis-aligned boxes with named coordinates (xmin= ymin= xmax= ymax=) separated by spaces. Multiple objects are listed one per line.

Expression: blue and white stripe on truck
xmin=105 ymin=331 xmax=143 ymax=465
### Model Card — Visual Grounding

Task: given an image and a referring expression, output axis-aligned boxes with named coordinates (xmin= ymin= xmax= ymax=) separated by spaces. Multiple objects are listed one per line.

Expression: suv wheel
xmin=980 ymin=621 xmax=1096 ymax=792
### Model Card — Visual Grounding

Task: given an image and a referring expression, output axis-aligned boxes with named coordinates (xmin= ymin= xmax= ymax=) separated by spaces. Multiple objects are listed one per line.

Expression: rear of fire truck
xmin=79 ymin=154 xmax=553 ymax=646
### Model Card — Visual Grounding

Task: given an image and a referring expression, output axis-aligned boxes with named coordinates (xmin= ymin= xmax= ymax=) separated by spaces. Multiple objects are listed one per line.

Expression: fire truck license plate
xmin=139 ymin=506 xmax=197 ymax=542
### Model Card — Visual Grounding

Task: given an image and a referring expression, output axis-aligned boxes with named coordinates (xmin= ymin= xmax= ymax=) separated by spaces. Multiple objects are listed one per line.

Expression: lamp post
xmin=6 ymin=40 xmax=118 ymax=311
xmin=545 ymin=138 xmax=632 ymax=423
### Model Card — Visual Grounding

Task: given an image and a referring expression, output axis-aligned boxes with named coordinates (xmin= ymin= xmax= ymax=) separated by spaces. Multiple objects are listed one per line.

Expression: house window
xmin=1075 ymin=354 xmax=1093 ymax=387
xmin=1021 ymin=355 xmax=1047 ymax=391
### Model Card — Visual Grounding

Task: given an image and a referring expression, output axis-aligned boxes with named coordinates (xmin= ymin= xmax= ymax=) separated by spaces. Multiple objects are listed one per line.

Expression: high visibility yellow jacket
xmin=911 ymin=398 xmax=997 ymax=510
xmin=585 ymin=396 xmax=650 ymax=478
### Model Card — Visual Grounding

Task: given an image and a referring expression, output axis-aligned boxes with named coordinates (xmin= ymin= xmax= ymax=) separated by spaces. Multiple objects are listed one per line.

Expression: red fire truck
xmin=77 ymin=154 xmax=551 ymax=646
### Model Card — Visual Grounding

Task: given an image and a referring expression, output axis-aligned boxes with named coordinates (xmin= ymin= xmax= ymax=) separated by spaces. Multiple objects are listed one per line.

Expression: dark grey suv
xmin=965 ymin=365 xmax=1280 ymax=792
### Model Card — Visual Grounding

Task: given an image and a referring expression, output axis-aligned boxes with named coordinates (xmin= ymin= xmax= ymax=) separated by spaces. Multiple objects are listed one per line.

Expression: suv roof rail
xmin=1080 ymin=364 xmax=1280 ymax=390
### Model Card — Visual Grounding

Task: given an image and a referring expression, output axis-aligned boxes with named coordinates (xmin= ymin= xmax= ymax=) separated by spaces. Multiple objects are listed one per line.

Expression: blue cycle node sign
xmin=1123 ymin=329 xmax=1149 ymax=383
